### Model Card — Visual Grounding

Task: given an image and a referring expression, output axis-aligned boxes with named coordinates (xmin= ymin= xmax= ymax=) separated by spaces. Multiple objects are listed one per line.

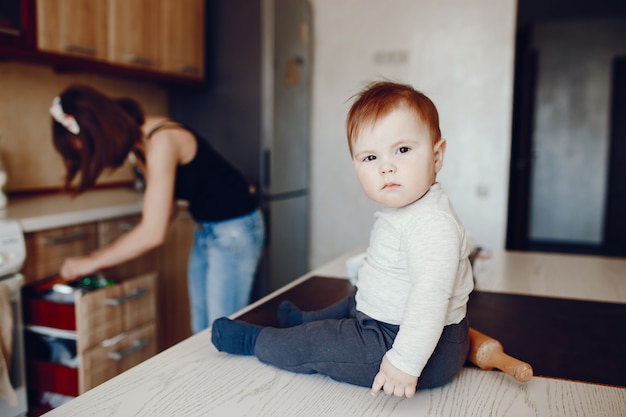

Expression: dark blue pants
xmin=255 ymin=296 xmax=469 ymax=389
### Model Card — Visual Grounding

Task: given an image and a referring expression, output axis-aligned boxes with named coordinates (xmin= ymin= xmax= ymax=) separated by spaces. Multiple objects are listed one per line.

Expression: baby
xmin=211 ymin=81 xmax=474 ymax=398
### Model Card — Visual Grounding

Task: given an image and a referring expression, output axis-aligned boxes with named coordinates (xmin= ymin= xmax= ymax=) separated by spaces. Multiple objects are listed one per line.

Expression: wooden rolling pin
xmin=467 ymin=328 xmax=533 ymax=382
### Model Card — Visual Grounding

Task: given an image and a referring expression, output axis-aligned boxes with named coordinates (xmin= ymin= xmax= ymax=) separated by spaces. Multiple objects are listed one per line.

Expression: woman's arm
xmin=60 ymin=130 xmax=180 ymax=280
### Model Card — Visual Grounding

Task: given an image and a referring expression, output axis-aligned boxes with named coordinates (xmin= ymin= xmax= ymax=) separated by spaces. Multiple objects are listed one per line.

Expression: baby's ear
xmin=434 ymin=138 xmax=446 ymax=172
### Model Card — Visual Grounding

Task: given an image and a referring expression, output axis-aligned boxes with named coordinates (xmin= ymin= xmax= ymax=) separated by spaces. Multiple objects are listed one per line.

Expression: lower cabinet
xmin=23 ymin=272 xmax=158 ymax=415
xmin=20 ymin=207 xmax=194 ymax=415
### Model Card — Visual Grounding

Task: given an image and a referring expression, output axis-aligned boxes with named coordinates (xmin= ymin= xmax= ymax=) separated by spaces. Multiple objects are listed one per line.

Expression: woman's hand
xmin=60 ymin=255 xmax=98 ymax=280
xmin=371 ymin=355 xmax=418 ymax=398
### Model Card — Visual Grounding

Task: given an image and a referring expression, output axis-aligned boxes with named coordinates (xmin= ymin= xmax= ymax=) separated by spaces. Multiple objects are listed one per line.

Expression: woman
xmin=50 ymin=84 xmax=265 ymax=333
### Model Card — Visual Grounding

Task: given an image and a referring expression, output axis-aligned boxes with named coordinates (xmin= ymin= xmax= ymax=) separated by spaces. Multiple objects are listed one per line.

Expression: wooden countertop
xmin=42 ymin=250 xmax=626 ymax=417
xmin=2 ymin=188 xmax=145 ymax=232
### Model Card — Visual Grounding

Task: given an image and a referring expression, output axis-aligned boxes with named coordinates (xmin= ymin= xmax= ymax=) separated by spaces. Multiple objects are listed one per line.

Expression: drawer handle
xmin=118 ymin=222 xmax=135 ymax=232
xmin=109 ymin=338 xmax=149 ymax=360
xmin=107 ymin=288 xmax=148 ymax=306
xmin=123 ymin=54 xmax=155 ymax=67
xmin=63 ymin=43 xmax=97 ymax=56
xmin=43 ymin=231 xmax=88 ymax=245
xmin=179 ymin=65 xmax=200 ymax=75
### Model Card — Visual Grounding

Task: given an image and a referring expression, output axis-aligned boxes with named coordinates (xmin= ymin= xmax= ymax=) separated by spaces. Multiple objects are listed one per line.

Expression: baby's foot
xmin=211 ymin=318 xmax=262 ymax=355
xmin=278 ymin=301 xmax=303 ymax=327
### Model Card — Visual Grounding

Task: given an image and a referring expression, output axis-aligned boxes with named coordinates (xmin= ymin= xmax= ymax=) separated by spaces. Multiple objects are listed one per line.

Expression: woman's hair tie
xmin=49 ymin=96 xmax=80 ymax=134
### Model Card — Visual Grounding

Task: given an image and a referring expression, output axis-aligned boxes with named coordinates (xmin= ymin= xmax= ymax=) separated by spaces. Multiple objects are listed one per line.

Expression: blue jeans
xmin=188 ymin=208 xmax=265 ymax=333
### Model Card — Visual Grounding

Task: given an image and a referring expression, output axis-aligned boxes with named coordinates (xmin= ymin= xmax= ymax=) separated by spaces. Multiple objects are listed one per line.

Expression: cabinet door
xmin=22 ymin=223 xmax=98 ymax=282
xmin=159 ymin=0 xmax=205 ymax=79
xmin=37 ymin=0 xmax=107 ymax=60
xmin=108 ymin=0 xmax=160 ymax=69
xmin=98 ymin=215 xmax=158 ymax=280
xmin=156 ymin=208 xmax=194 ymax=350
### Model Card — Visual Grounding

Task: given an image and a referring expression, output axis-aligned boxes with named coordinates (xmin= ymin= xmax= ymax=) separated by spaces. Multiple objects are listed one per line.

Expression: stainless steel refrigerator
xmin=169 ymin=0 xmax=311 ymax=297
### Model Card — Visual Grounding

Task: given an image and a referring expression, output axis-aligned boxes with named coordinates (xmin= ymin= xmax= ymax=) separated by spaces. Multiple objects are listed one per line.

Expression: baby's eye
xmin=363 ymin=155 xmax=377 ymax=162
xmin=398 ymin=146 xmax=410 ymax=154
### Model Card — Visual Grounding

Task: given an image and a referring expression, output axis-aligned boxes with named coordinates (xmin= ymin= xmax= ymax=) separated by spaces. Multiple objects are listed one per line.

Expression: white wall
xmin=307 ymin=0 xmax=518 ymax=267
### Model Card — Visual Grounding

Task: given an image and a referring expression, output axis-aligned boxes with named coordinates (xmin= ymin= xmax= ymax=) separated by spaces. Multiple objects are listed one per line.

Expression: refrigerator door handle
xmin=263 ymin=148 xmax=271 ymax=188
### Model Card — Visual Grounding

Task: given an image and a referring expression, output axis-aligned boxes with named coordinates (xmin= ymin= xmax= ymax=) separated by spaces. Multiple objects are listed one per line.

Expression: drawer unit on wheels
xmin=22 ymin=272 xmax=157 ymax=416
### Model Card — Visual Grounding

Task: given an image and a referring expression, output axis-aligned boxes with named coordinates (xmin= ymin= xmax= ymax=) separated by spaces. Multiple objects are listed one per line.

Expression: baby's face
xmin=351 ymin=106 xmax=445 ymax=208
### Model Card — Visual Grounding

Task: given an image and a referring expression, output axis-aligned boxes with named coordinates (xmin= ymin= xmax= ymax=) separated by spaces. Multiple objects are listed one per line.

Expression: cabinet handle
xmin=123 ymin=54 xmax=155 ymax=67
xmin=43 ymin=231 xmax=88 ymax=245
xmin=63 ymin=44 xmax=97 ymax=56
xmin=107 ymin=288 xmax=148 ymax=306
xmin=108 ymin=338 xmax=149 ymax=360
xmin=178 ymin=65 xmax=200 ymax=75
xmin=0 ymin=27 xmax=20 ymax=36
xmin=118 ymin=222 xmax=135 ymax=232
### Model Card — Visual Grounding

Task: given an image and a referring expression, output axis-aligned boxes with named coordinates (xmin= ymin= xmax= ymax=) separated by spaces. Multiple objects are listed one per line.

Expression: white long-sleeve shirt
xmin=355 ymin=183 xmax=474 ymax=377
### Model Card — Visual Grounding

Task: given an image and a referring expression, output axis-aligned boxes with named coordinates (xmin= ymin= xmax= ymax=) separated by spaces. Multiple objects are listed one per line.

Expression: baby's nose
xmin=380 ymin=163 xmax=395 ymax=174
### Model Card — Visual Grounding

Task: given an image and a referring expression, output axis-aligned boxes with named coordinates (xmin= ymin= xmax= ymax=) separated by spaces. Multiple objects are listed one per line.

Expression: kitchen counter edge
xmin=1 ymin=188 xmax=148 ymax=233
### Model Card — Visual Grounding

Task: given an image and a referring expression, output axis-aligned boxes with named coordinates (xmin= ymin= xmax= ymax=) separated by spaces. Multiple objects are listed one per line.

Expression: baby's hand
xmin=371 ymin=355 xmax=418 ymax=398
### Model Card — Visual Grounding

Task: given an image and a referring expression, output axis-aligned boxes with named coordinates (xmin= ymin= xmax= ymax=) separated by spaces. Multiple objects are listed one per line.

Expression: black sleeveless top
xmin=147 ymin=121 xmax=258 ymax=222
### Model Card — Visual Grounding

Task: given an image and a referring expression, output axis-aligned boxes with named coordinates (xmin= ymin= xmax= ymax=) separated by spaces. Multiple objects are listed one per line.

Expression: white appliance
xmin=0 ymin=218 xmax=28 ymax=417
xmin=0 ymin=220 xmax=26 ymax=278
xmin=170 ymin=0 xmax=312 ymax=295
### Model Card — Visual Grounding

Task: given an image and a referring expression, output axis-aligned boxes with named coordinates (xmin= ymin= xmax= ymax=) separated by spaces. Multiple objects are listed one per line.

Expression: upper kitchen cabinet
xmin=160 ymin=0 xmax=205 ymax=79
xmin=0 ymin=0 xmax=206 ymax=84
xmin=108 ymin=0 xmax=160 ymax=70
xmin=37 ymin=0 xmax=108 ymax=61
xmin=109 ymin=0 xmax=205 ymax=79
xmin=0 ymin=0 xmax=37 ymax=48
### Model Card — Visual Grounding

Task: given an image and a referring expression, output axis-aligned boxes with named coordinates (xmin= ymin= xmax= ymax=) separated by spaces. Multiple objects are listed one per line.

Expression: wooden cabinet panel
xmin=98 ymin=215 xmax=140 ymax=246
xmin=79 ymin=322 xmax=156 ymax=393
xmin=108 ymin=0 xmax=160 ymax=70
xmin=118 ymin=272 xmax=157 ymax=331
xmin=22 ymin=223 xmax=98 ymax=283
xmin=36 ymin=0 xmax=108 ymax=60
xmin=160 ymin=0 xmax=205 ymax=78
xmin=75 ymin=272 xmax=156 ymax=352
xmin=98 ymin=215 xmax=159 ymax=280
xmin=156 ymin=208 xmax=193 ymax=349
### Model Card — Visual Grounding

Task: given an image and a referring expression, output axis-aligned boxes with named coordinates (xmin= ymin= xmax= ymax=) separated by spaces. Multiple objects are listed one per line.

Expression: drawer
xmin=23 ymin=223 xmax=98 ymax=281
xmin=23 ymin=272 xmax=157 ymax=352
xmin=25 ymin=322 xmax=156 ymax=396
xmin=79 ymin=322 xmax=157 ymax=393
xmin=76 ymin=272 xmax=157 ymax=351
